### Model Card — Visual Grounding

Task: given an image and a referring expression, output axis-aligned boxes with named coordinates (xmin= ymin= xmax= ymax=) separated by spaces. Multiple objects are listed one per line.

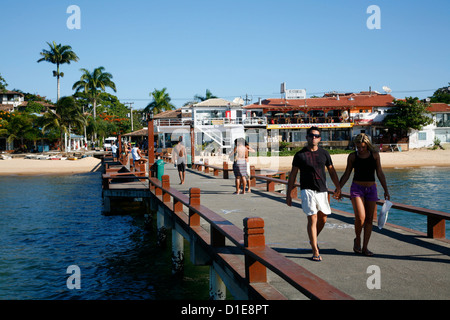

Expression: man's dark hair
xmin=307 ymin=126 xmax=321 ymax=135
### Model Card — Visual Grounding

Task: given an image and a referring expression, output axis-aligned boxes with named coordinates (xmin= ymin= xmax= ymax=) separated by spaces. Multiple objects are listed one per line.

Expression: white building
xmin=0 ymin=90 xmax=24 ymax=112
xmin=409 ymin=103 xmax=450 ymax=148
xmin=153 ymin=98 xmax=267 ymax=157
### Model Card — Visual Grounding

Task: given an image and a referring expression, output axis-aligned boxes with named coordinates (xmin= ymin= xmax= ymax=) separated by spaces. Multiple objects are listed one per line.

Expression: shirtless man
xmin=232 ymin=138 xmax=248 ymax=194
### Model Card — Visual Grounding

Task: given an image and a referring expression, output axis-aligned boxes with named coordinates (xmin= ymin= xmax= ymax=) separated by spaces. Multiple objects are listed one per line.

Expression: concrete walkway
xmin=162 ymin=163 xmax=450 ymax=300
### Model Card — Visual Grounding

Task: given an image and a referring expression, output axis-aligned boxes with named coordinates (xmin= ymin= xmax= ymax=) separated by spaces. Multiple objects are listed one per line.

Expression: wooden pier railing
xmin=189 ymin=160 xmax=449 ymax=239
xmin=148 ymin=173 xmax=353 ymax=300
xmin=247 ymin=166 xmax=450 ymax=240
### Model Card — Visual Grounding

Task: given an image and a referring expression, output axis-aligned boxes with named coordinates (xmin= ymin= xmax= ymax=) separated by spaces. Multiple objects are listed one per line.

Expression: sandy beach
xmin=0 ymin=149 xmax=449 ymax=176
xmin=0 ymin=156 xmax=103 ymax=176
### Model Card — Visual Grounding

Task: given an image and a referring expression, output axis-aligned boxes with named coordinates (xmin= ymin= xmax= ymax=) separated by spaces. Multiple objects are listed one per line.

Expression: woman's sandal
xmin=311 ymin=255 xmax=322 ymax=262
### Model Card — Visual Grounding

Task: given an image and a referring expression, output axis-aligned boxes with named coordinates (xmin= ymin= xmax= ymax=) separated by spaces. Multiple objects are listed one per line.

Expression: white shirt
xmin=131 ymin=147 xmax=140 ymax=161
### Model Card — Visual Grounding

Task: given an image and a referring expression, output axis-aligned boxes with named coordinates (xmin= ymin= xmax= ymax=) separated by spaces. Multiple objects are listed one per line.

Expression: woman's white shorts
xmin=300 ymin=189 xmax=331 ymax=216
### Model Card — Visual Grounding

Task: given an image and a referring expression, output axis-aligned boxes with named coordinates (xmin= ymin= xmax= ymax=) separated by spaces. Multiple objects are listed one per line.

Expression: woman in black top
xmin=339 ymin=133 xmax=390 ymax=256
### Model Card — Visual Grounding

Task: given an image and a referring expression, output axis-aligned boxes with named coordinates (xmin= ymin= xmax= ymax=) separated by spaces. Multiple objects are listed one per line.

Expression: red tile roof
xmin=428 ymin=103 xmax=450 ymax=112
xmin=244 ymin=94 xmax=396 ymax=111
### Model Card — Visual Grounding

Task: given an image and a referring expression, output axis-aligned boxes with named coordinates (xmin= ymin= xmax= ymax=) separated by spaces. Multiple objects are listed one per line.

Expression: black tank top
xmin=353 ymin=151 xmax=376 ymax=182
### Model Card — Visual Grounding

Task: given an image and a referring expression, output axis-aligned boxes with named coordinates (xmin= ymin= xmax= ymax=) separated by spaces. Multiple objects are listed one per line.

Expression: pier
xmin=101 ymin=156 xmax=450 ymax=300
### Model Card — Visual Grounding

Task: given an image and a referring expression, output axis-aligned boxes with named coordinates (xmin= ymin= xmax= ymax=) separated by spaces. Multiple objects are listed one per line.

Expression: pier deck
xmin=161 ymin=163 xmax=450 ymax=300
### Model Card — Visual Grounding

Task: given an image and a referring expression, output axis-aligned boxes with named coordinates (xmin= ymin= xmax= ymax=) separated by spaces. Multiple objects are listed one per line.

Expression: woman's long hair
xmin=354 ymin=133 xmax=376 ymax=152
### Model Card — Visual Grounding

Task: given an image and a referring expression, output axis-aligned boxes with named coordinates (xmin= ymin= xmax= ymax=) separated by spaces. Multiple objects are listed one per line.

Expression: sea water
xmin=0 ymin=173 xmax=209 ymax=300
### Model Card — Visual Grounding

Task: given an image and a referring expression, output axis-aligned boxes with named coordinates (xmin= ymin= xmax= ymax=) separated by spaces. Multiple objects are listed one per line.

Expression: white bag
xmin=378 ymin=200 xmax=393 ymax=229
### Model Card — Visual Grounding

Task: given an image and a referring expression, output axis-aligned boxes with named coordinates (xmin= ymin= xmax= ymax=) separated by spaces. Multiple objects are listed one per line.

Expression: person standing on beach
xmin=286 ymin=126 xmax=341 ymax=261
xmin=338 ymin=133 xmax=390 ymax=256
xmin=173 ymin=136 xmax=186 ymax=184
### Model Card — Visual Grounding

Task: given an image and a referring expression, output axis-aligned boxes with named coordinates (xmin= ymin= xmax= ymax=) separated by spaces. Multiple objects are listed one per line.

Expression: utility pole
xmin=124 ymin=102 xmax=134 ymax=131
xmin=243 ymin=94 xmax=252 ymax=106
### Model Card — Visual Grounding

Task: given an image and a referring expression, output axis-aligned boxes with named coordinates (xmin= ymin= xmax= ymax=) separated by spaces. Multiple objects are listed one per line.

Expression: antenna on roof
xmin=382 ymin=86 xmax=392 ymax=94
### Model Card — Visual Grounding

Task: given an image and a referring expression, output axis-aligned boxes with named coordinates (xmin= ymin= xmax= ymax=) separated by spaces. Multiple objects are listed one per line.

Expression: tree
xmin=72 ymin=66 xmax=117 ymax=120
xmin=383 ymin=97 xmax=433 ymax=136
xmin=429 ymin=83 xmax=450 ymax=104
xmin=194 ymin=89 xmax=217 ymax=102
xmin=0 ymin=73 xmax=8 ymax=92
xmin=37 ymin=41 xmax=79 ymax=102
xmin=41 ymin=96 xmax=85 ymax=151
xmin=144 ymin=88 xmax=175 ymax=115
xmin=5 ymin=113 xmax=39 ymax=150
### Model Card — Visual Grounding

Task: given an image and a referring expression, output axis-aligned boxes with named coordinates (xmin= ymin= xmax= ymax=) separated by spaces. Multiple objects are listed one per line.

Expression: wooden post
xmin=250 ymin=165 xmax=256 ymax=187
xmin=244 ymin=217 xmax=267 ymax=283
xmin=267 ymin=180 xmax=275 ymax=192
xmin=189 ymin=188 xmax=201 ymax=227
xmin=161 ymin=175 xmax=170 ymax=203
xmin=148 ymin=119 xmax=155 ymax=166
xmin=427 ymin=216 xmax=446 ymax=239
xmin=223 ymin=161 xmax=229 ymax=179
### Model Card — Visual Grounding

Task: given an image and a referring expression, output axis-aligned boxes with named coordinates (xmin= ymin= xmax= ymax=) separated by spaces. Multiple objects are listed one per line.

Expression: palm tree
xmin=37 ymin=41 xmax=79 ymax=102
xmin=194 ymin=89 xmax=218 ymax=102
xmin=144 ymin=88 xmax=175 ymax=115
xmin=72 ymin=66 xmax=117 ymax=119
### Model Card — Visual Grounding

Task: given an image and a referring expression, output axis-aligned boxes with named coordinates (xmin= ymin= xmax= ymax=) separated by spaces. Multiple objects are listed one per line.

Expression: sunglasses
xmin=307 ymin=133 xmax=321 ymax=138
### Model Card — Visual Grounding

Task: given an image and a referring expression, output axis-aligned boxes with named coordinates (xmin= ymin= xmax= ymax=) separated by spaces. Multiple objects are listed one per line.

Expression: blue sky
xmin=1 ymin=0 xmax=449 ymax=110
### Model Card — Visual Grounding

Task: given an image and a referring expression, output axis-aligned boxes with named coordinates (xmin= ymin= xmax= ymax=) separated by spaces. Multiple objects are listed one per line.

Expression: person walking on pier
xmin=286 ymin=126 xmax=341 ymax=261
xmin=232 ymin=138 xmax=249 ymax=194
xmin=173 ymin=136 xmax=187 ymax=184
xmin=338 ymin=133 xmax=390 ymax=256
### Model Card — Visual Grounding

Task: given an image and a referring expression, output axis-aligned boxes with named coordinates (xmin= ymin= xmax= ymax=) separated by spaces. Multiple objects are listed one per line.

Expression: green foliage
xmin=429 ymin=83 xmax=450 ymax=104
xmin=383 ymin=97 xmax=433 ymax=131
xmin=144 ymin=88 xmax=175 ymax=115
xmin=72 ymin=66 xmax=117 ymax=119
xmin=0 ymin=73 xmax=8 ymax=91
xmin=194 ymin=89 xmax=218 ymax=102
xmin=5 ymin=112 xmax=40 ymax=144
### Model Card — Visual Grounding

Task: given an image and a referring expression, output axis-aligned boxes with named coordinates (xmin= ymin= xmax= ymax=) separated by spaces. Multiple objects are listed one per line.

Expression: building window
xmin=436 ymin=113 xmax=450 ymax=127
xmin=418 ymin=132 xmax=427 ymax=141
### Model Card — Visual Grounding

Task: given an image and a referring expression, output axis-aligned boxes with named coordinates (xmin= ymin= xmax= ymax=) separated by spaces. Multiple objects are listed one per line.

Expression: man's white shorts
xmin=300 ymin=189 xmax=331 ymax=216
